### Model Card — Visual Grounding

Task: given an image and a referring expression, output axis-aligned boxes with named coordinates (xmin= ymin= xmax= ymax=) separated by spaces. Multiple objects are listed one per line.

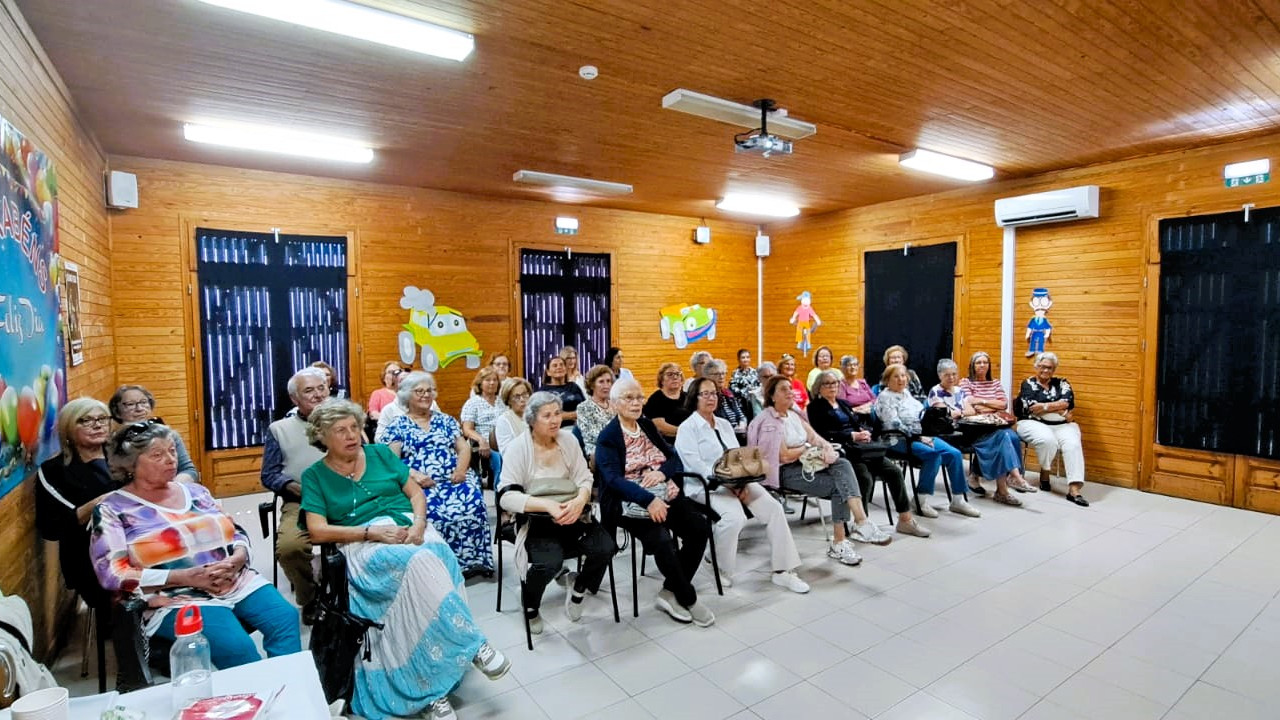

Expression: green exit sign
xmin=1225 ymin=172 xmax=1270 ymax=188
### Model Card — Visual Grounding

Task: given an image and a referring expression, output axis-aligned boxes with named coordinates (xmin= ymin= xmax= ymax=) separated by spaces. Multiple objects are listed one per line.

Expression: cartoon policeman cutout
xmin=1025 ymin=287 xmax=1053 ymax=357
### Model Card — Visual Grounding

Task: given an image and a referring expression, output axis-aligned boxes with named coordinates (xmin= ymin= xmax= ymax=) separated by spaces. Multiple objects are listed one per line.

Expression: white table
xmin=1 ymin=651 xmax=330 ymax=719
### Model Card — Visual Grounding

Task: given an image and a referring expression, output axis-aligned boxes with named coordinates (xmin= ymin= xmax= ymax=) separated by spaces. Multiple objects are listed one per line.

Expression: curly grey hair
xmin=756 ymin=361 xmax=778 ymax=376
xmin=936 ymin=358 xmax=959 ymax=375
xmin=307 ymin=398 xmax=367 ymax=444
xmin=701 ymin=358 xmax=728 ymax=378
xmin=523 ymin=391 xmax=563 ymax=426
xmin=839 ymin=355 xmax=859 ymax=367
xmin=810 ymin=368 xmax=842 ymax=398
xmin=1035 ymin=351 xmax=1060 ymax=369
xmin=108 ymin=422 xmax=177 ymax=482
xmin=689 ymin=350 xmax=712 ymax=371
xmin=397 ymin=371 xmax=436 ymax=408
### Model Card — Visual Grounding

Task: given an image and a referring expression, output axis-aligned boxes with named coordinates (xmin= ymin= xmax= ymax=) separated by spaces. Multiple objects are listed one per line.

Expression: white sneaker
xmin=772 ymin=571 xmax=810 ymax=593
xmin=527 ymin=613 xmax=544 ymax=635
xmin=916 ymin=499 xmax=939 ymax=518
xmin=687 ymin=601 xmax=716 ymax=627
xmin=896 ymin=516 xmax=932 ymax=538
xmin=472 ymin=642 xmax=510 ymax=680
xmin=429 ymin=697 xmax=457 ymax=720
xmin=715 ymin=570 xmax=733 ymax=589
xmin=851 ymin=521 xmax=893 ymax=546
xmin=827 ymin=540 xmax=863 ymax=566
xmin=656 ymin=589 xmax=693 ymax=623
xmin=564 ymin=589 xmax=585 ymax=622
xmin=949 ymin=498 xmax=982 ymax=518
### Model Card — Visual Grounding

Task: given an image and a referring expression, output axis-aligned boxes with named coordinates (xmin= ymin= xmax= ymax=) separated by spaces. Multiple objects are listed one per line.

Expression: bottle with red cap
xmin=170 ymin=604 xmax=213 ymax=712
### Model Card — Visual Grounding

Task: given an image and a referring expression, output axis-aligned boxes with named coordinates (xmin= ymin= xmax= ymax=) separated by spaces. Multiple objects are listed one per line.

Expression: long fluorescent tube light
xmin=513 ymin=170 xmax=633 ymax=196
xmin=663 ymin=89 xmax=817 ymax=140
xmin=716 ymin=193 xmax=800 ymax=218
xmin=195 ymin=0 xmax=474 ymax=61
xmin=899 ymin=148 xmax=994 ymax=181
xmin=1224 ymin=158 xmax=1269 ymax=179
xmin=184 ymin=122 xmax=374 ymax=163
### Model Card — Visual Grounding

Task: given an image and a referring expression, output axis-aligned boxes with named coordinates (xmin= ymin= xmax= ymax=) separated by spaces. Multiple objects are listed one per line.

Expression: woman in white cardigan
xmin=674 ymin=377 xmax=808 ymax=594
xmin=496 ymin=392 xmax=617 ymax=634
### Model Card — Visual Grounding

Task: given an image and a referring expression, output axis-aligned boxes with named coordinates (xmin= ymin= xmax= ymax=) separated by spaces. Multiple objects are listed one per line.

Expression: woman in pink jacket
xmin=747 ymin=375 xmax=891 ymax=567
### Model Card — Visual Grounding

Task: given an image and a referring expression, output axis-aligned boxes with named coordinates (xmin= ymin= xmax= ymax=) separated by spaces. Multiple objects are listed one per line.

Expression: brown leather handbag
xmin=711 ymin=427 xmax=766 ymax=483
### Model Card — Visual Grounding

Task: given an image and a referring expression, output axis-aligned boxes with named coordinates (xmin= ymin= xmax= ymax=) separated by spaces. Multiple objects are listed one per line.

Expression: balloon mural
xmin=0 ymin=115 xmax=66 ymax=498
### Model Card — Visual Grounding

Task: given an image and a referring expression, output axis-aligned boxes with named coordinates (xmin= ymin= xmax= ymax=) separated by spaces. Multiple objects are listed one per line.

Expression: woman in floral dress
xmin=381 ymin=371 xmax=494 ymax=576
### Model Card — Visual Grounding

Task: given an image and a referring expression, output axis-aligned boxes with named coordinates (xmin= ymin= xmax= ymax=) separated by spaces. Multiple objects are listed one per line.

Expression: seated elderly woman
xmin=729 ymin=348 xmax=759 ymax=401
xmin=805 ymin=345 xmax=836 ymax=390
xmin=748 ymin=375 xmax=892 ymax=567
xmin=494 ymin=377 xmax=533 ymax=451
xmin=381 ymin=371 xmax=494 ymax=576
xmin=575 ymin=364 xmax=617 ymax=459
xmin=1016 ymin=352 xmax=1088 ymax=506
xmin=675 ymin=377 xmax=808 ymax=592
xmin=749 ymin=361 xmax=777 ymax=418
xmin=777 ymin=353 xmax=809 ymax=410
xmin=596 ymin=376 xmax=714 ymax=627
xmin=498 ymin=392 xmax=617 ymax=633
xmin=838 ymin=355 xmax=875 ymax=412
xmin=645 ymin=362 xmax=690 ymax=441
xmin=962 ymin=351 xmax=1037 ymax=493
xmin=302 ymin=399 xmax=509 ymax=720
xmin=90 ymin=422 xmax=300 ymax=670
xmin=928 ymin=358 xmax=1025 ymax=507
xmin=109 ymin=384 xmax=199 ymax=483
xmin=875 ymin=364 xmax=981 ymax=519
xmin=882 ymin=345 xmax=926 ymax=402
xmin=538 ymin=355 xmax=586 ymax=425
xmin=460 ymin=366 xmax=505 ymax=479
xmin=807 ymin=370 xmax=930 ymax=538
xmin=702 ymin=358 xmax=748 ymax=439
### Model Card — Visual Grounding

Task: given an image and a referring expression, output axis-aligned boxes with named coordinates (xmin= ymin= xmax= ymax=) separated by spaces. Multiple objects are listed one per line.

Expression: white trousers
xmin=1016 ymin=420 xmax=1085 ymax=485
xmin=684 ymin=480 xmax=801 ymax=576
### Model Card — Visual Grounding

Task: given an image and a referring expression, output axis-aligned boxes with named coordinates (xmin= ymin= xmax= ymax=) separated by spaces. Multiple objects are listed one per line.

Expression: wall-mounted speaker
xmin=105 ymin=170 xmax=138 ymax=209
xmin=755 ymin=232 xmax=771 ymax=257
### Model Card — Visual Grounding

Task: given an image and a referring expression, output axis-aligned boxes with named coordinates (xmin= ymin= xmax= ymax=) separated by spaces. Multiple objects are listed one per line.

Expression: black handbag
xmin=847 ymin=439 xmax=892 ymax=461
xmin=310 ymin=546 xmax=383 ymax=704
xmin=920 ymin=405 xmax=957 ymax=436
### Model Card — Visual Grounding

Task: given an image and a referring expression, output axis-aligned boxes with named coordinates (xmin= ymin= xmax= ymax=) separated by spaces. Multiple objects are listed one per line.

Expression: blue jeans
xmin=893 ymin=437 xmax=967 ymax=495
xmin=154 ymin=585 xmax=301 ymax=669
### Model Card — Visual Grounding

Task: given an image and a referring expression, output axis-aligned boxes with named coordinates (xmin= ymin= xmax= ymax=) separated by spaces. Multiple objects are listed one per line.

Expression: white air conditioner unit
xmin=994 ymin=185 xmax=1099 ymax=227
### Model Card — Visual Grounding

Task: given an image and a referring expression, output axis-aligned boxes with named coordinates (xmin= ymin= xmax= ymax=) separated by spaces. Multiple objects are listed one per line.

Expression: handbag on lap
xmin=711 ymin=427 xmax=766 ymax=485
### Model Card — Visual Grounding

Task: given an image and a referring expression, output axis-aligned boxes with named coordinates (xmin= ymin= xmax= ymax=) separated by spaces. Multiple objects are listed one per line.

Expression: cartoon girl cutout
xmin=789 ymin=291 xmax=822 ymax=356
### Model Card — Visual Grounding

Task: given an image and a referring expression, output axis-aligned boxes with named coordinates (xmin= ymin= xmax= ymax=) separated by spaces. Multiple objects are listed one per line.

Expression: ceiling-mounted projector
xmin=734 ymin=99 xmax=793 ymax=157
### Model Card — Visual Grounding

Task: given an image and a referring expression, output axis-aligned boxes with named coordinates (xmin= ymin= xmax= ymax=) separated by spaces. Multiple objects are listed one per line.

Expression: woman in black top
xmin=644 ymin=362 xmax=689 ymax=440
xmin=537 ymin=355 xmax=585 ymax=426
xmin=807 ymin=370 xmax=930 ymax=538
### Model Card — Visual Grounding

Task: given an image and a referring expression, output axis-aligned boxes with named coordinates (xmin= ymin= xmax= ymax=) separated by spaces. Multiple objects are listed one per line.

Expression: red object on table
xmin=177 ymin=693 xmax=264 ymax=720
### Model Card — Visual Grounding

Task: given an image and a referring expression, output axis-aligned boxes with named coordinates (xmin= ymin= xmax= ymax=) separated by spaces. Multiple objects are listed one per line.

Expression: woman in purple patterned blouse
xmin=90 ymin=422 xmax=299 ymax=668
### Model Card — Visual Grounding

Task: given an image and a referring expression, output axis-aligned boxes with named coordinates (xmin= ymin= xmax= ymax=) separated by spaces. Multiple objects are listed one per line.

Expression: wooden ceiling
xmin=15 ymin=0 xmax=1280 ymax=218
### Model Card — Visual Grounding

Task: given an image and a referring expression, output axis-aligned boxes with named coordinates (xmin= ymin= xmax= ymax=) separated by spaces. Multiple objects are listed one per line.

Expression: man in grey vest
xmin=261 ymin=367 xmax=328 ymax=620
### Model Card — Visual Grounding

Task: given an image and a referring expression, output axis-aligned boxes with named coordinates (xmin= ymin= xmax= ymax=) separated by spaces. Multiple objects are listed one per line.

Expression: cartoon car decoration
xmin=397 ymin=286 xmax=483 ymax=372
xmin=659 ymin=303 xmax=717 ymax=349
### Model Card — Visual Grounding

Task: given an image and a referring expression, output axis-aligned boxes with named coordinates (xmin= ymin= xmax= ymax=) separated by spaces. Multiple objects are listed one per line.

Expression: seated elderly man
xmin=259 ymin=366 xmax=329 ymax=620
xmin=1016 ymin=352 xmax=1089 ymax=506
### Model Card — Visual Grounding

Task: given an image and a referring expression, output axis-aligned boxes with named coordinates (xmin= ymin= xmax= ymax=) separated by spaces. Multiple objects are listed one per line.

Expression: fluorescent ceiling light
xmin=716 ymin=193 xmax=800 ymax=218
xmin=195 ymin=0 xmax=474 ymax=61
xmin=1224 ymin=158 xmax=1269 ymax=178
xmin=513 ymin=170 xmax=633 ymax=196
xmin=184 ymin=122 xmax=374 ymax=163
xmin=662 ymin=89 xmax=817 ymax=140
xmin=899 ymin=148 xmax=994 ymax=181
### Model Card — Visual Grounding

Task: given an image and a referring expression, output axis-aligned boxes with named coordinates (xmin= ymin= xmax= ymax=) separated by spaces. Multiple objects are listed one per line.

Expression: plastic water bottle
xmin=170 ymin=605 xmax=214 ymax=712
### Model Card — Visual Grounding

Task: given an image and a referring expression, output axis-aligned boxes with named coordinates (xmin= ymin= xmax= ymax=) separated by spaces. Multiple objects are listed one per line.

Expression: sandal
xmin=993 ymin=491 xmax=1023 ymax=507
xmin=1007 ymin=477 xmax=1036 ymax=493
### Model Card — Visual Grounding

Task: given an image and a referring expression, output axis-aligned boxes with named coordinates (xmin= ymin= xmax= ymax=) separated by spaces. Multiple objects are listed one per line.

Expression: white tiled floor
xmin=51 ymin=478 xmax=1280 ymax=719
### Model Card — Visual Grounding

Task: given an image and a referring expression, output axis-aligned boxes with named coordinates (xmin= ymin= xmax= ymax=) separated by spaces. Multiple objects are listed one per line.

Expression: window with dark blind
xmin=519 ymin=249 xmax=611 ymax=382
xmin=196 ymin=229 xmax=348 ymax=450
xmin=1157 ymin=208 xmax=1280 ymax=459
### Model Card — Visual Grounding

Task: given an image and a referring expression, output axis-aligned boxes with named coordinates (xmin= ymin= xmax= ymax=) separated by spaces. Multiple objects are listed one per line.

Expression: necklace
xmin=326 ymin=452 xmax=362 ymax=481
xmin=621 ymin=422 xmax=642 ymax=438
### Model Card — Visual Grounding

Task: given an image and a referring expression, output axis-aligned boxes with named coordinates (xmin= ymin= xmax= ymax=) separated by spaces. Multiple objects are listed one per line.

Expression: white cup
xmin=10 ymin=687 xmax=69 ymax=720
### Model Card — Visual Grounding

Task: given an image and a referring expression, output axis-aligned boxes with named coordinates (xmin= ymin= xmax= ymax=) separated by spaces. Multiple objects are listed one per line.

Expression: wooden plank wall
xmin=0 ymin=0 xmax=114 ymax=656
xmin=765 ymin=131 xmax=1280 ymax=512
xmin=107 ymin=156 xmax=760 ymax=496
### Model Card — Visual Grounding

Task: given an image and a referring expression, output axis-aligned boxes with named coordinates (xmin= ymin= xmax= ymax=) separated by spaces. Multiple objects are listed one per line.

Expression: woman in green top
xmin=301 ymin=399 xmax=510 ymax=720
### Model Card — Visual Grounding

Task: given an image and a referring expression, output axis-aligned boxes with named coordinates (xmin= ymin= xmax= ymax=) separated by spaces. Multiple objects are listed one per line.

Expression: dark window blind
xmin=1157 ymin=208 xmax=1280 ymax=458
xmin=519 ymin=250 xmax=611 ymax=382
xmin=196 ymin=229 xmax=348 ymax=450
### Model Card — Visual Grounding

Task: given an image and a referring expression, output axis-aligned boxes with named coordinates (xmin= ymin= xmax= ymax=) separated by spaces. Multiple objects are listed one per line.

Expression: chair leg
xmin=881 ymin=480 xmax=894 ymax=525
xmin=495 ymin=534 xmax=504 ymax=613
xmin=907 ymin=463 xmax=922 ymax=513
xmin=519 ymin=581 xmax=532 ymax=651
xmin=80 ymin=602 xmax=91 ymax=679
xmin=799 ymin=496 xmax=809 ymax=521
xmin=95 ymin=603 xmax=108 ymax=693
xmin=706 ymin=520 xmax=723 ymax=596
xmin=608 ymin=561 xmax=620 ymax=623
xmin=630 ymin=531 xmax=640 ymax=618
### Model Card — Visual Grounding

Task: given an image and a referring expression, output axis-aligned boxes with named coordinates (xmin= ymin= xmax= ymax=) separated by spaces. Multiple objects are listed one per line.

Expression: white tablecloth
xmin=1 ymin=651 xmax=329 ymax=719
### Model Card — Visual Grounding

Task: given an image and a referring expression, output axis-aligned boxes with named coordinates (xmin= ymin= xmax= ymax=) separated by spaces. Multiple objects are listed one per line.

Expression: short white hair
xmin=610 ymin=376 xmax=643 ymax=403
xmin=1035 ymin=352 xmax=1060 ymax=369
xmin=397 ymin=371 xmax=436 ymax=407
xmin=287 ymin=367 xmax=328 ymax=399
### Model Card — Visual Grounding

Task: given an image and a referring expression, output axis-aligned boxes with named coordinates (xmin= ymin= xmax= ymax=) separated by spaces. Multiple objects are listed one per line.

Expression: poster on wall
xmin=0 ymin=116 xmax=66 ymax=499
xmin=658 ymin=302 xmax=717 ymax=349
xmin=789 ymin=290 xmax=822 ymax=357
xmin=397 ymin=286 xmax=483 ymax=371
xmin=1026 ymin=287 xmax=1053 ymax=358
xmin=64 ymin=260 xmax=83 ymax=366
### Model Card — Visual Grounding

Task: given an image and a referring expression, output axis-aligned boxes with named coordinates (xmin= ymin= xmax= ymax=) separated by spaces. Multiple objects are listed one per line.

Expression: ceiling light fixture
xmin=662 ymin=89 xmax=817 ymax=140
xmin=898 ymin=148 xmax=995 ymax=182
xmin=555 ymin=217 xmax=579 ymax=235
xmin=195 ymin=0 xmax=474 ymax=61
xmin=715 ymin=194 xmax=800 ymax=218
xmin=513 ymin=170 xmax=633 ymax=196
xmin=1223 ymin=158 xmax=1269 ymax=179
xmin=183 ymin=122 xmax=374 ymax=163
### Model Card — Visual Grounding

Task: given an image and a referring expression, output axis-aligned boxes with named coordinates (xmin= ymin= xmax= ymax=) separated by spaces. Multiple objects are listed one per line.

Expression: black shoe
xmin=301 ymin=601 xmax=317 ymax=626
xmin=967 ymin=483 xmax=987 ymax=497
xmin=1039 ymin=478 xmax=1051 ymax=492
xmin=1067 ymin=493 xmax=1090 ymax=507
